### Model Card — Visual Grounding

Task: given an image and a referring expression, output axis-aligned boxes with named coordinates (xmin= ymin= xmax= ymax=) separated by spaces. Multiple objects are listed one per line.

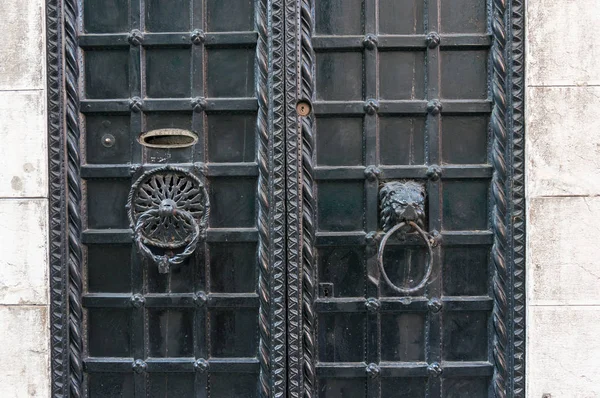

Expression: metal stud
xmin=132 ymin=359 xmax=147 ymax=374
xmin=129 ymin=97 xmax=143 ymax=113
xmin=427 ymin=362 xmax=443 ymax=377
xmin=363 ymin=34 xmax=378 ymax=50
xmin=364 ymin=99 xmax=379 ymax=115
xmin=364 ymin=165 xmax=381 ymax=182
xmin=428 ymin=298 xmax=443 ymax=313
xmin=194 ymin=291 xmax=208 ymax=307
xmin=366 ymin=363 xmax=380 ymax=379
xmin=365 ymin=298 xmax=381 ymax=313
xmin=191 ymin=29 xmax=205 ymax=45
xmin=427 ymin=164 xmax=442 ymax=181
xmin=194 ymin=359 xmax=209 ymax=372
xmin=128 ymin=29 xmax=144 ymax=46
xmin=192 ymin=97 xmax=207 ymax=113
xmin=101 ymin=134 xmax=115 ymax=148
xmin=426 ymin=32 xmax=441 ymax=49
xmin=131 ymin=293 xmax=145 ymax=308
xmin=427 ymin=99 xmax=443 ymax=115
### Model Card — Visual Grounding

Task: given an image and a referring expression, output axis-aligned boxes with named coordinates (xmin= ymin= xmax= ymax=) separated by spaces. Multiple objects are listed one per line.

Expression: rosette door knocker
xmin=127 ymin=166 xmax=209 ymax=274
xmin=378 ymin=181 xmax=434 ymax=294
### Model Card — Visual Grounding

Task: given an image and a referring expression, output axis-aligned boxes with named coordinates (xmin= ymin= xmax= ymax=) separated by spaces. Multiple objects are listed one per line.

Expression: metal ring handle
xmin=135 ymin=209 xmax=201 ymax=274
xmin=377 ymin=221 xmax=433 ymax=294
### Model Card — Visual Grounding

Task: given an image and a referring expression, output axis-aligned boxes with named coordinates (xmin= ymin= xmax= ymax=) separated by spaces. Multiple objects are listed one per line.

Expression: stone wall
xmin=0 ymin=0 xmax=599 ymax=397
xmin=0 ymin=1 xmax=49 ymax=397
xmin=526 ymin=1 xmax=600 ymax=396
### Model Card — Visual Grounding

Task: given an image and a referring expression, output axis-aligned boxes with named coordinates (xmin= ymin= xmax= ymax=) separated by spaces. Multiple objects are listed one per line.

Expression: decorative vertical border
xmin=269 ymin=0 xmax=288 ymax=396
xmin=257 ymin=0 xmax=288 ymax=395
xmin=47 ymin=0 xmax=69 ymax=397
xmin=510 ymin=0 xmax=527 ymax=396
xmin=298 ymin=0 xmax=317 ymax=396
xmin=256 ymin=0 xmax=272 ymax=394
xmin=47 ymin=0 xmax=85 ymax=396
xmin=64 ymin=0 xmax=84 ymax=396
xmin=491 ymin=0 xmax=510 ymax=396
xmin=284 ymin=0 xmax=303 ymax=396
xmin=285 ymin=0 xmax=316 ymax=397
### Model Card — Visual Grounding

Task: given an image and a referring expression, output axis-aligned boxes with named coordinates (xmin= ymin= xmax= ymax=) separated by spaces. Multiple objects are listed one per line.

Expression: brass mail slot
xmin=139 ymin=129 xmax=198 ymax=149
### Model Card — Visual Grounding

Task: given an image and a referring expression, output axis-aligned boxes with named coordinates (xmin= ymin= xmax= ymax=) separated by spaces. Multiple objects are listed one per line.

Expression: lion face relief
xmin=379 ymin=180 xmax=427 ymax=232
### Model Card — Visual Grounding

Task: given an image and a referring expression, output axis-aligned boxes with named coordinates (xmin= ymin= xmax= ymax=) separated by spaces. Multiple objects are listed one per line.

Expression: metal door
xmin=70 ymin=0 xmax=520 ymax=397
xmin=284 ymin=1 xmax=512 ymax=397
xmin=79 ymin=0 xmax=283 ymax=396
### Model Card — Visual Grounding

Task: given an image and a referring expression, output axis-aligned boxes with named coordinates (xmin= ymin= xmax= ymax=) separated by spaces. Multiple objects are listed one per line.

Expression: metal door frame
xmin=46 ymin=0 xmax=526 ymax=396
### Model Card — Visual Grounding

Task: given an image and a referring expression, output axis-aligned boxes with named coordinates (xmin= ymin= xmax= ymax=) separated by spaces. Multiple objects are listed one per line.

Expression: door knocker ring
xmin=377 ymin=220 xmax=433 ymax=294
xmin=127 ymin=166 xmax=209 ymax=274
xmin=378 ymin=180 xmax=434 ymax=294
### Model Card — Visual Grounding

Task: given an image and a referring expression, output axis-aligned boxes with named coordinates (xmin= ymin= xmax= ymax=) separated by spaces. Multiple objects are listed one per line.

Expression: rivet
xmin=131 ymin=293 xmax=145 ymax=308
xmin=194 ymin=291 xmax=208 ymax=307
xmin=363 ymin=34 xmax=378 ymax=50
xmin=427 ymin=164 xmax=442 ymax=181
xmin=128 ymin=29 xmax=144 ymax=46
xmin=427 ymin=99 xmax=442 ymax=115
xmin=129 ymin=97 xmax=143 ymax=113
xmin=194 ymin=358 xmax=209 ymax=372
xmin=364 ymin=165 xmax=381 ymax=182
xmin=426 ymin=32 xmax=441 ymax=49
xmin=296 ymin=100 xmax=312 ymax=116
xmin=192 ymin=97 xmax=207 ymax=113
xmin=101 ymin=134 xmax=115 ymax=148
xmin=365 ymin=298 xmax=381 ymax=313
xmin=132 ymin=359 xmax=147 ymax=373
xmin=428 ymin=298 xmax=443 ymax=313
xmin=191 ymin=29 xmax=205 ymax=45
xmin=427 ymin=362 xmax=443 ymax=377
xmin=364 ymin=99 xmax=379 ymax=115
xmin=365 ymin=363 xmax=380 ymax=378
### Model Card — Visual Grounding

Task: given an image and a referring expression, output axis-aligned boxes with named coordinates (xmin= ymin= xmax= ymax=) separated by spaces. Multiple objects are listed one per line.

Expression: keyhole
xmin=319 ymin=283 xmax=334 ymax=298
xmin=296 ymin=101 xmax=312 ymax=116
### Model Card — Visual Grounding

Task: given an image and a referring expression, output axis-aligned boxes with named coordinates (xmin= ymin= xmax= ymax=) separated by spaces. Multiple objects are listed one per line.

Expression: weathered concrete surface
xmin=0 ymin=91 xmax=47 ymax=198
xmin=0 ymin=306 xmax=49 ymax=398
xmin=527 ymin=0 xmax=600 ymax=86
xmin=0 ymin=0 xmax=45 ymax=90
xmin=527 ymin=0 xmax=600 ymax=396
xmin=528 ymin=306 xmax=600 ymax=398
xmin=0 ymin=0 xmax=50 ymax=396
xmin=0 ymin=200 xmax=48 ymax=305
xmin=528 ymin=197 xmax=600 ymax=306
xmin=527 ymin=86 xmax=600 ymax=197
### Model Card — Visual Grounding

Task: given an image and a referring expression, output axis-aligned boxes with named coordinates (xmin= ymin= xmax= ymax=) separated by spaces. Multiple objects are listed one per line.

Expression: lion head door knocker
xmin=378 ymin=181 xmax=434 ymax=294
xmin=127 ymin=166 xmax=209 ymax=274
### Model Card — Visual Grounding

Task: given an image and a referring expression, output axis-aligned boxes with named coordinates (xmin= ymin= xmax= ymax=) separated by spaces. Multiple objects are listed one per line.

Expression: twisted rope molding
xmin=299 ymin=0 xmax=316 ymax=396
xmin=255 ymin=0 xmax=272 ymax=394
xmin=63 ymin=0 xmax=85 ymax=396
xmin=491 ymin=0 xmax=510 ymax=396
xmin=47 ymin=0 xmax=69 ymax=397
